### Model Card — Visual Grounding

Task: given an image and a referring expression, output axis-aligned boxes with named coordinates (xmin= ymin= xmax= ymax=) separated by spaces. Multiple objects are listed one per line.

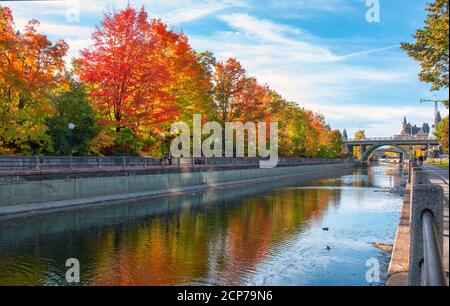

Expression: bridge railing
xmin=408 ymin=165 xmax=448 ymax=286
xmin=347 ymin=137 xmax=395 ymax=142
xmin=346 ymin=136 xmax=438 ymax=142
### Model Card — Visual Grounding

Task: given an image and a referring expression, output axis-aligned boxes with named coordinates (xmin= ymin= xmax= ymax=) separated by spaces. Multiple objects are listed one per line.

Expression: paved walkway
xmin=422 ymin=164 xmax=449 ymax=284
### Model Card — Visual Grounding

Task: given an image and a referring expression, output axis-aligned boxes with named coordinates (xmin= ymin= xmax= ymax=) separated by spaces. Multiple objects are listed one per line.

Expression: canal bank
xmin=0 ymin=162 xmax=355 ymax=220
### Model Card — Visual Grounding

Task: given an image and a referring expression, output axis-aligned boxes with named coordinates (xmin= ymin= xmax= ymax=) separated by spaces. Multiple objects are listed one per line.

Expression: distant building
xmin=342 ymin=129 xmax=348 ymax=141
xmin=400 ymin=116 xmax=430 ymax=137
xmin=436 ymin=111 xmax=442 ymax=126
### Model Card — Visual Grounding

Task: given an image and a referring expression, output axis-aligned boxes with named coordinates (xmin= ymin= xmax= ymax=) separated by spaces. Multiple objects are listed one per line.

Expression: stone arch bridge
xmin=344 ymin=137 xmax=440 ymax=162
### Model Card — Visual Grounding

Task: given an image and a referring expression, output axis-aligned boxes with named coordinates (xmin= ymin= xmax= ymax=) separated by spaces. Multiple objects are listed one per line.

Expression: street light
xmin=68 ymin=123 xmax=76 ymax=157
xmin=160 ymin=133 xmax=166 ymax=155
xmin=420 ymin=98 xmax=445 ymax=128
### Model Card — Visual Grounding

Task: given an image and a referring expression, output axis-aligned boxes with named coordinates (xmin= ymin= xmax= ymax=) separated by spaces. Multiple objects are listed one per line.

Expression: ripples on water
xmin=0 ymin=165 xmax=405 ymax=286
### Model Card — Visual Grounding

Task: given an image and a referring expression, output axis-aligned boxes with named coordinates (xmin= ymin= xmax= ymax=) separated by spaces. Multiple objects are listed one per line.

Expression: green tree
xmin=47 ymin=82 xmax=97 ymax=156
xmin=435 ymin=116 xmax=449 ymax=154
xmin=326 ymin=130 xmax=344 ymax=158
xmin=196 ymin=51 xmax=216 ymax=78
xmin=401 ymin=0 xmax=449 ymax=106
xmin=112 ymin=127 xmax=143 ymax=156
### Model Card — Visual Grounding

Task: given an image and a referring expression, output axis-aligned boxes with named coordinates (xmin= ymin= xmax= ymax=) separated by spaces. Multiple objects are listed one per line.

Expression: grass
xmin=426 ymin=158 xmax=449 ymax=169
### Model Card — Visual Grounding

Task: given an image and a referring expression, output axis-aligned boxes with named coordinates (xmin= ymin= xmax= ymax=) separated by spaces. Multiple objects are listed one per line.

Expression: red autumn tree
xmin=75 ymin=6 xmax=177 ymax=135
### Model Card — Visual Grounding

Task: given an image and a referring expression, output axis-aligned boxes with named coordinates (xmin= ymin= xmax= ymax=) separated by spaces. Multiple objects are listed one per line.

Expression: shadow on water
xmin=0 ymin=165 xmax=405 ymax=286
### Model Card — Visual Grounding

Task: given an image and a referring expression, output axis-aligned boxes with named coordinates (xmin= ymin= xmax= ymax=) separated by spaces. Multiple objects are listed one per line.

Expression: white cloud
xmin=199 ymin=13 xmax=405 ymax=69
xmin=14 ymin=18 xmax=92 ymax=38
xmin=191 ymin=13 xmax=411 ymax=97
xmin=301 ymin=102 xmax=441 ymax=138
xmin=12 ymin=17 xmax=92 ymax=64
xmin=64 ymin=39 xmax=91 ymax=62
xmin=150 ymin=0 xmax=248 ymax=25
xmin=214 ymin=13 xmax=338 ymax=63
xmin=277 ymin=0 xmax=357 ymax=13
xmin=5 ymin=0 xmax=104 ymax=22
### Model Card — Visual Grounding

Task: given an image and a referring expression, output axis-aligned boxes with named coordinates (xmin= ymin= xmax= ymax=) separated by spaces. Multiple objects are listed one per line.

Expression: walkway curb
xmin=387 ymin=183 xmax=411 ymax=286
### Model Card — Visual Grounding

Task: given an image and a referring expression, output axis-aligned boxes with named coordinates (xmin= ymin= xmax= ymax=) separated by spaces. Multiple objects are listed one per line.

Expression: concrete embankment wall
xmin=0 ymin=163 xmax=355 ymax=218
xmin=0 ymin=166 xmax=357 ymax=241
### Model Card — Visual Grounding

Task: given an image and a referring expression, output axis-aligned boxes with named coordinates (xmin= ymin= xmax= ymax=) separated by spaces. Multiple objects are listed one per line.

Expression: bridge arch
xmin=362 ymin=143 xmax=411 ymax=162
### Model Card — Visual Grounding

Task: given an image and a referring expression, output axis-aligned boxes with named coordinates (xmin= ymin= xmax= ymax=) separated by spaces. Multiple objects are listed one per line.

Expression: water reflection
xmin=0 ymin=166 xmax=404 ymax=286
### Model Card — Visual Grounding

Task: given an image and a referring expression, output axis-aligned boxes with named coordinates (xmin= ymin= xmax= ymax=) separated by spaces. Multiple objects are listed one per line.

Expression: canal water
xmin=0 ymin=165 xmax=406 ymax=286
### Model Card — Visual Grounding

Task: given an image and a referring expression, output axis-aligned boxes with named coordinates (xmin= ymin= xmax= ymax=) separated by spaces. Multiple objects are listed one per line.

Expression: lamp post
xmin=420 ymin=98 xmax=445 ymax=128
xmin=68 ymin=123 xmax=76 ymax=157
xmin=160 ymin=133 xmax=166 ymax=155
xmin=160 ymin=133 xmax=167 ymax=166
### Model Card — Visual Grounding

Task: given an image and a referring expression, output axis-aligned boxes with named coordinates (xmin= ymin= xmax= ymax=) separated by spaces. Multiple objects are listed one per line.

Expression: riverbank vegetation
xmin=426 ymin=158 xmax=449 ymax=169
xmin=352 ymin=129 xmax=366 ymax=159
xmin=0 ymin=5 xmax=344 ymax=158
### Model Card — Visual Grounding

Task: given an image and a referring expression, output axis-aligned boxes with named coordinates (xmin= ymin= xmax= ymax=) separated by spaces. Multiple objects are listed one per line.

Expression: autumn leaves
xmin=75 ymin=7 xmax=179 ymax=133
xmin=0 ymin=5 xmax=344 ymax=158
xmin=0 ymin=7 xmax=68 ymax=154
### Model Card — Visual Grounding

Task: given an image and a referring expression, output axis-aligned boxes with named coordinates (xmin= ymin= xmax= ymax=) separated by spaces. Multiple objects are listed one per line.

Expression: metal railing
xmin=422 ymin=210 xmax=448 ymax=286
xmin=408 ymin=165 xmax=448 ymax=286
xmin=0 ymin=156 xmax=353 ymax=171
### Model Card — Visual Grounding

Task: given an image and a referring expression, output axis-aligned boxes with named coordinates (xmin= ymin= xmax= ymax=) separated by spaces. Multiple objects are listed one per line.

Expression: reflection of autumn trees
xmin=0 ymin=179 xmax=348 ymax=286
xmin=0 ymin=256 xmax=45 ymax=286
xmin=83 ymin=188 xmax=339 ymax=286
xmin=0 ymin=186 xmax=342 ymax=285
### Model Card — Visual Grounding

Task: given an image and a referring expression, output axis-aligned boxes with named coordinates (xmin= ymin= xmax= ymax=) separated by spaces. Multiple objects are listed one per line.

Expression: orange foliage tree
xmin=149 ymin=20 xmax=213 ymax=124
xmin=212 ymin=58 xmax=247 ymax=126
xmin=0 ymin=6 xmax=68 ymax=154
xmin=212 ymin=58 xmax=272 ymax=123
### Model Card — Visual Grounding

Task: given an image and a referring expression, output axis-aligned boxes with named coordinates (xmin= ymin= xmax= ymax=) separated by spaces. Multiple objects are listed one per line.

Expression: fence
xmin=0 ymin=156 xmax=353 ymax=171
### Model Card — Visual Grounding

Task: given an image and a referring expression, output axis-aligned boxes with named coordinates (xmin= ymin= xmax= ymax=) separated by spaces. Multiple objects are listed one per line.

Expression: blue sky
xmin=3 ymin=0 xmax=449 ymax=137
